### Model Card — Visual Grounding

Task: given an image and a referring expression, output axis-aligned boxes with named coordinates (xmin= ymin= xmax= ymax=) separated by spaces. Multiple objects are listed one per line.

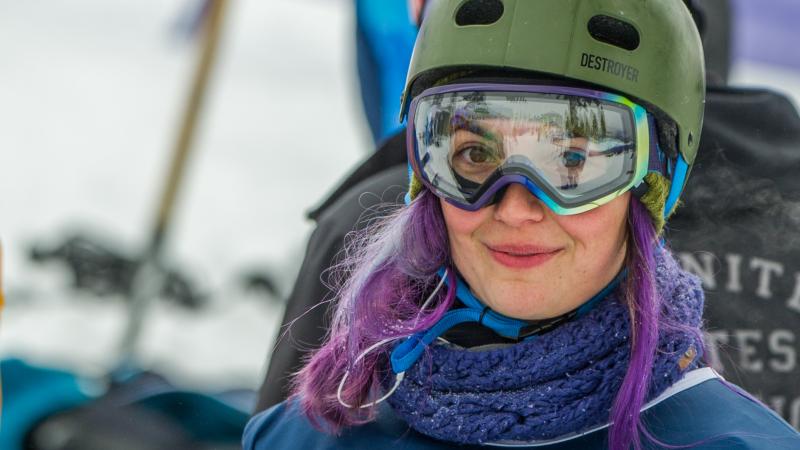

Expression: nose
xmin=492 ymin=183 xmax=547 ymax=226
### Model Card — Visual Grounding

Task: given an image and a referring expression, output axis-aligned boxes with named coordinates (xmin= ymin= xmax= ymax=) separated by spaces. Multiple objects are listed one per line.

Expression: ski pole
xmin=116 ymin=0 xmax=230 ymax=370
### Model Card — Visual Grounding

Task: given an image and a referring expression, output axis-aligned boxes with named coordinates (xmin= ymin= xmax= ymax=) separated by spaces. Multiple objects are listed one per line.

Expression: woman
xmin=244 ymin=0 xmax=800 ymax=448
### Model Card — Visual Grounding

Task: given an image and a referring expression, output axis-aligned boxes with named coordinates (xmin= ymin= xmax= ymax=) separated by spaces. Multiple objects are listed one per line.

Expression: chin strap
xmin=389 ymin=267 xmax=625 ymax=374
xmin=339 ymin=267 xmax=626 ymax=409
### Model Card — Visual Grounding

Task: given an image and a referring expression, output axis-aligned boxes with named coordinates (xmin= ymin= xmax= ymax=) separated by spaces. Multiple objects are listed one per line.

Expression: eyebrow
xmin=451 ymin=116 xmax=502 ymax=144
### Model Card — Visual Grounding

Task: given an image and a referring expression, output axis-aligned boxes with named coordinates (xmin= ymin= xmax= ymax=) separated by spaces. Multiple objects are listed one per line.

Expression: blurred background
xmin=0 ymin=0 xmax=798 ymax=448
xmin=0 ymin=0 xmax=366 ymax=388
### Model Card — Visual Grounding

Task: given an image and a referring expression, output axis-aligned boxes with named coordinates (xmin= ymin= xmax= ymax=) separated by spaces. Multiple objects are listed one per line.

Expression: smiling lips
xmin=486 ymin=244 xmax=562 ymax=269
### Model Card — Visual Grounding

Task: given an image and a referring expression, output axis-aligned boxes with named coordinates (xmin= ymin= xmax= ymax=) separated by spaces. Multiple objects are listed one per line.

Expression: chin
xmin=488 ymin=287 xmax=555 ymax=320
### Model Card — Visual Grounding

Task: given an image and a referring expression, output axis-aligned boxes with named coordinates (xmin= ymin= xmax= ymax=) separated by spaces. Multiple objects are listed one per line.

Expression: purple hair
xmin=292 ymin=189 xmax=454 ymax=429
xmin=292 ymin=191 xmax=696 ymax=450
xmin=609 ymin=198 xmax=663 ymax=450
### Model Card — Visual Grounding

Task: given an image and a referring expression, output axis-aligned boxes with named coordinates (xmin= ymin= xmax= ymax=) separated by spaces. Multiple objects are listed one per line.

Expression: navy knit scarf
xmin=386 ymin=248 xmax=705 ymax=445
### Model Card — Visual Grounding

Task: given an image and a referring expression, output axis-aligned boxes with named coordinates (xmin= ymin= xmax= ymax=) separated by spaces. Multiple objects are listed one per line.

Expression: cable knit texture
xmin=386 ymin=248 xmax=705 ymax=445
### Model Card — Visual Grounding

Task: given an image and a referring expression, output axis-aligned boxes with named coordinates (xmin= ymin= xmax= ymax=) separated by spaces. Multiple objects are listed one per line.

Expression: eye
xmin=458 ymin=145 xmax=491 ymax=164
xmin=455 ymin=144 xmax=497 ymax=165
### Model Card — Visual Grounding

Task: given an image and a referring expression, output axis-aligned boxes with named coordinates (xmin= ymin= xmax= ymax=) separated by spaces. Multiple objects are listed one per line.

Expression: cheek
xmin=440 ymin=200 xmax=492 ymax=264
xmin=440 ymin=200 xmax=485 ymax=236
xmin=556 ymin=194 xmax=629 ymax=257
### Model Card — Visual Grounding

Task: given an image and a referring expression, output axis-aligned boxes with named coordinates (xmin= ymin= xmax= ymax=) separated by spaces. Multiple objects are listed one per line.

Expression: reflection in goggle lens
xmin=414 ymin=91 xmax=640 ymax=207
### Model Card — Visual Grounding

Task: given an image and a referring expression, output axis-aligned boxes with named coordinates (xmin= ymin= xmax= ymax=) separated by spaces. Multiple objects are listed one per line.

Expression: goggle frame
xmin=406 ymin=83 xmax=653 ymax=215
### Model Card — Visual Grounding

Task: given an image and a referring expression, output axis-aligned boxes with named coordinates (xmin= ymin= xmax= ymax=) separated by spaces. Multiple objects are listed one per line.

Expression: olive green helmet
xmin=400 ymin=0 xmax=706 ymax=230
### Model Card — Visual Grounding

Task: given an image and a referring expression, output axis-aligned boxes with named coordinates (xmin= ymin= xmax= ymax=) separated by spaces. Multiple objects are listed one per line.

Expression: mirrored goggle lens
xmin=411 ymin=89 xmax=644 ymax=209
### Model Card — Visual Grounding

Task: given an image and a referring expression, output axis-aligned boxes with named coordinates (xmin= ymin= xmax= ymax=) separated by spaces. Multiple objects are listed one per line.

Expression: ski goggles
xmin=406 ymin=83 xmax=656 ymax=214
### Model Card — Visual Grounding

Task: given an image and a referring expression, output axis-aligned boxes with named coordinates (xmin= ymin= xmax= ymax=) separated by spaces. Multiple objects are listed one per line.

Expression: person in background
xmin=245 ymin=1 xmax=800 ymax=448
xmin=257 ymin=0 xmax=800 ymax=433
xmin=354 ymin=0 xmax=417 ymax=145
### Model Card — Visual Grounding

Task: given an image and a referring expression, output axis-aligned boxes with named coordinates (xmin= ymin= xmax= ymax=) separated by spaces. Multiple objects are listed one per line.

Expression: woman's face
xmin=441 ymin=186 xmax=629 ymax=320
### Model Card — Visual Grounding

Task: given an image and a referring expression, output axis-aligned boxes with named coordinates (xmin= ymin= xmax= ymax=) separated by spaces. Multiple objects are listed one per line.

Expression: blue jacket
xmin=244 ymin=369 xmax=800 ymax=449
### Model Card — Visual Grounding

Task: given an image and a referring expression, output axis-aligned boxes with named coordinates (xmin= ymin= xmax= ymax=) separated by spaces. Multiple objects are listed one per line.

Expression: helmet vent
xmin=587 ymin=15 xmax=640 ymax=51
xmin=455 ymin=0 xmax=504 ymax=26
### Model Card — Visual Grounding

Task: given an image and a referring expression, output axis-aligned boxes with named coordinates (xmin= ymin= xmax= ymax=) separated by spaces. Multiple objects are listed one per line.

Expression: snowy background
xmin=0 ymin=0 xmax=799 ymax=393
xmin=0 ymin=0 xmax=367 ymax=390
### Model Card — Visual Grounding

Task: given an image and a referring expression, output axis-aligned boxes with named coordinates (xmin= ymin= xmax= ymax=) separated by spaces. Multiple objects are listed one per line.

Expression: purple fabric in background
xmin=733 ymin=0 xmax=800 ymax=70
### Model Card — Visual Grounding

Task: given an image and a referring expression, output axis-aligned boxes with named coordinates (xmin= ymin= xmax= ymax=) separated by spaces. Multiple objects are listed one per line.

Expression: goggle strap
xmin=646 ymin=114 xmax=667 ymax=175
xmin=390 ymin=268 xmax=626 ymax=373
xmin=664 ymin=155 xmax=689 ymax=217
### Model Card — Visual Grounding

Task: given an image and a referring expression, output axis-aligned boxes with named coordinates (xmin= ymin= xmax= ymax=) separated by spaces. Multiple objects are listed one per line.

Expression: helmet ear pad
xmin=408 ymin=169 xmax=425 ymax=201
xmin=639 ymin=172 xmax=673 ymax=233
